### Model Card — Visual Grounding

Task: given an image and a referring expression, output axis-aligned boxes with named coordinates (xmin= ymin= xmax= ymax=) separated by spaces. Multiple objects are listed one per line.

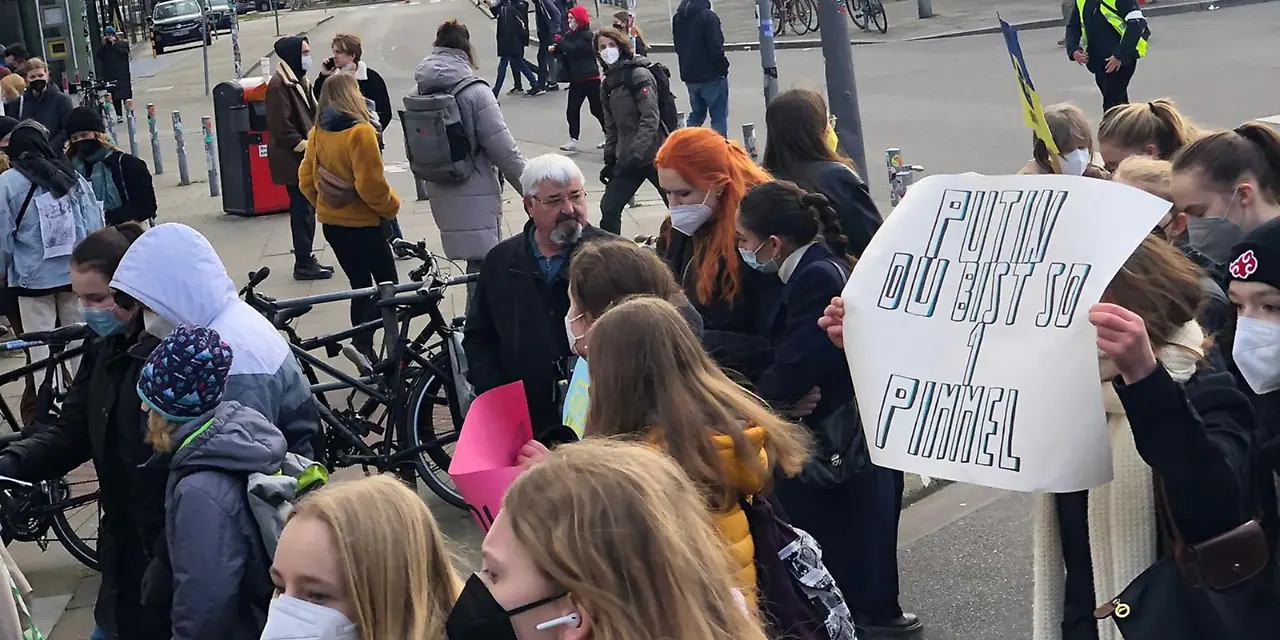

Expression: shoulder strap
xmin=819 ymin=257 xmax=850 ymax=284
xmin=107 ymin=153 xmax=130 ymax=206
xmin=11 ymin=184 xmax=38 ymax=242
xmin=446 ymin=76 xmax=488 ymax=96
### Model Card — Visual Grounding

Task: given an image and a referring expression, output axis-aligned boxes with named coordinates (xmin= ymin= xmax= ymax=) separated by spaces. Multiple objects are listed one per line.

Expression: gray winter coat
xmin=156 ymin=401 xmax=286 ymax=640
xmin=601 ymin=56 xmax=665 ymax=170
xmin=414 ymin=48 xmax=527 ymax=261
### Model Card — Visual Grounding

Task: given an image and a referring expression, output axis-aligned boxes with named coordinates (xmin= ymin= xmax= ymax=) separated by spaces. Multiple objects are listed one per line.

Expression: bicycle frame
xmin=0 ymin=341 xmax=87 ymax=432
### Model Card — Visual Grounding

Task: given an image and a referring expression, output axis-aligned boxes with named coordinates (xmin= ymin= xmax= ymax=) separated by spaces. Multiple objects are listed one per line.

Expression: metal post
xmin=173 ymin=111 xmax=190 ymax=186
xmin=918 ymin=0 xmax=933 ymax=19
xmin=755 ymin=0 xmax=779 ymax=106
xmin=125 ymin=99 xmax=139 ymax=157
xmin=261 ymin=57 xmax=272 ymax=79
xmin=229 ymin=0 xmax=242 ymax=79
xmin=147 ymin=104 xmax=164 ymax=175
xmin=742 ymin=123 xmax=757 ymax=161
xmin=818 ymin=0 xmax=868 ymax=180
xmin=273 ymin=1 xmax=281 ymax=37
xmin=202 ymin=116 xmax=219 ymax=196
xmin=415 ymin=178 xmax=428 ymax=201
xmin=201 ymin=15 xmax=211 ymax=96
xmin=103 ymin=99 xmax=118 ymax=146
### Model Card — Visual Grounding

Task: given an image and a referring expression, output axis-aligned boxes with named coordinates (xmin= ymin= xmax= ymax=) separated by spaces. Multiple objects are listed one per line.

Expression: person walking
xmin=298 ymin=73 xmax=400 ymax=360
xmin=672 ymin=0 xmax=729 ymax=137
xmin=64 ymin=107 xmax=157 ymax=226
xmin=597 ymin=27 xmax=668 ymax=234
xmin=265 ymin=36 xmax=334 ymax=282
xmin=7 ymin=59 xmax=74 ymax=148
xmin=554 ymin=5 xmax=605 ymax=153
xmin=490 ymin=0 xmax=538 ymax=96
xmin=97 ymin=27 xmax=131 ymax=123
xmin=531 ymin=0 xmax=562 ymax=95
xmin=313 ymin=33 xmax=393 ymax=134
xmin=414 ymin=20 xmax=527 ymax=286
xmin=1065 ymin=0 xmax=1148 ymax=112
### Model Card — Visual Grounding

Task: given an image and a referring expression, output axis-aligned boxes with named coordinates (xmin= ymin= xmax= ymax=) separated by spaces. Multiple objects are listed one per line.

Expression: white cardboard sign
xmin=842 ymin=174 xmax=1170 ymax=492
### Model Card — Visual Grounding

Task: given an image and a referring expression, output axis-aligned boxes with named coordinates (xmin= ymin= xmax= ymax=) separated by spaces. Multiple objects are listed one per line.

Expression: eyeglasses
xmin=534 ymin=190 xmax=587 ymax=207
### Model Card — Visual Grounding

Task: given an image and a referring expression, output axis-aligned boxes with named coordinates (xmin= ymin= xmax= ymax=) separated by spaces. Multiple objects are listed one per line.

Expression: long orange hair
xmin=655 ymin=128 xmax=771 ymax=306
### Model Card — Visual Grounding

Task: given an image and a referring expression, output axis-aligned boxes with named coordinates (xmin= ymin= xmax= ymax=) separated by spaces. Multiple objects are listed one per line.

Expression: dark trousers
xmin=322 ymin=224 xmax=398 ymax=350
xmin=1094 ymin=61 xmax=1136 ymax=112
xmin=496 ymin=55 xmax=537 ymax=93
xmin=598 ymin=163 xmax=668 ymax=234
xmin=285 ymin=185 xmax=318 ymax=267
xmin=537 ymin=42 xmax=556 ymax=88
xmin=773 ymin=465 xmax=906 ymax=623
xmin=567 ymin=79 xmax=604 ymax=140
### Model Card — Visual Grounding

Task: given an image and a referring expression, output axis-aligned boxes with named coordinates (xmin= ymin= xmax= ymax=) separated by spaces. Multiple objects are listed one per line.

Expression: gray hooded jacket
xmin=414 ymin=47 xmax=527 ymax=261
xmin=158 ymin=401 xmax=286 ymax=639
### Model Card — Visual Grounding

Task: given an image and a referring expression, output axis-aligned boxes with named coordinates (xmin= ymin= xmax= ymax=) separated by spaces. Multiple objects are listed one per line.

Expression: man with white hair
xmin=463 ymin=153 xmax=613 ymax=434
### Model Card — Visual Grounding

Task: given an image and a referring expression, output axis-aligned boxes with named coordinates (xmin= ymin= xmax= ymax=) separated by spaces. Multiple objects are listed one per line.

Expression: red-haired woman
xmin=655 ymin=127 xmax=782 ymax=380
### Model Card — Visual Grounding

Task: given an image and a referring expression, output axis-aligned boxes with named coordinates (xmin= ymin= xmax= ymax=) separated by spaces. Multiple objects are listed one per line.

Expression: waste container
xmin=212 ymin=77 xmax=290 ymax=215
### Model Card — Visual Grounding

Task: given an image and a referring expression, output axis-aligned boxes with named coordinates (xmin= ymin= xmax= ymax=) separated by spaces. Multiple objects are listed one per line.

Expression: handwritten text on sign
xmin=843 ymin=174 xmax=1168 ymax=492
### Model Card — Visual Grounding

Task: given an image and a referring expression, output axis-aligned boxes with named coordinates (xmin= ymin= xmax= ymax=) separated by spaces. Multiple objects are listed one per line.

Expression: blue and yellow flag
xmin=1000 ymin=15 xmax=1060 ymax=170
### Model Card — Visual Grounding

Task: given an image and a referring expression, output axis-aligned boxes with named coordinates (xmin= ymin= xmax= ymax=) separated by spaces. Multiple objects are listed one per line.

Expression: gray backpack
xmin=401 ymin=77 xmax=488 ymax=184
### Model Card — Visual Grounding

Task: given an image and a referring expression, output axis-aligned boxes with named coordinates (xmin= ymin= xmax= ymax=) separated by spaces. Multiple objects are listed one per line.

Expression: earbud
xmin=536 ymin=612 xmax=581 ymax=631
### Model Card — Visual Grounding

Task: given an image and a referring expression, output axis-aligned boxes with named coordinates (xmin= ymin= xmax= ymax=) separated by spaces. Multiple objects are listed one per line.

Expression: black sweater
xmin=313 ymin=65 xmax=393 ymax=133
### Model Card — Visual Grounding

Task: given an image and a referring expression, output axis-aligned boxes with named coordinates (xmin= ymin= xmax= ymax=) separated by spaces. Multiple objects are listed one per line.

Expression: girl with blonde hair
xmin=448 ymin=438 xmax=769 ymax=640
xmin=1098 ymin=98 xmax=1199 ymax=171
xmin=267 ymin=475 xmax=462 ymax=640
xmin=1018 ymin=103 xmax=1109 ymax=178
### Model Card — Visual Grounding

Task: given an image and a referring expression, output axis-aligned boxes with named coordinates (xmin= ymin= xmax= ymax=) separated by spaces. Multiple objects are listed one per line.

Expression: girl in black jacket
xmin=64 ymin=106 xmax=156 ymax=226
xmin=489 ymin=0 xmax=538 ymax=96
xmin=553 ymin=5 xmax=605 ymax=153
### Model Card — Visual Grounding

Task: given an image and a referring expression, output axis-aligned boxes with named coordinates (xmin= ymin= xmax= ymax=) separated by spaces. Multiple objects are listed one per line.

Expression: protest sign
xmin=1000 ymin=15 xmax=1060 ymax=171
xmin=448 ymin=381 xmax=532 ymax=532
xmin=842 ymin=174 xmax=1169 ymax=492
xmin=561 ymin=357 xmax=590 ymax=438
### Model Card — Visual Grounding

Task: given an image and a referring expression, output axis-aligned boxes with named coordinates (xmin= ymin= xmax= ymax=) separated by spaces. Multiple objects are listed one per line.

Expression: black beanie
xmin=0 ymin=116 xmax=16 ymax=141
xmin=1228 ymin=217 xmax=1280 ymax=290
xmin=66 ymin=106 xmax=106 ymax=137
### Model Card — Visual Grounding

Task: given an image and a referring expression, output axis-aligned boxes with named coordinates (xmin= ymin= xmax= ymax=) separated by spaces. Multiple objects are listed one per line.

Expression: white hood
xmin=110 ymin=223 xmax=290 ymax=376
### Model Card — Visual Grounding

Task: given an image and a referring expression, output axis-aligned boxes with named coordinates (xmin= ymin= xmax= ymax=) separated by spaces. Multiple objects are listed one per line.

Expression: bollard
xmin=104 ymin=99 xmax=118 ymax=146
xmin=173 ymin=111 xmax=190 ymax=186
xmin=415 ymin=178 xmax=428 ymax=201
xmin=918 ymin=0 xmax=933 ymax=19
xmin=742 ymin=123 xmax=758 ymax=161
xmin=261 ymin=57 xmax=272 ymax=79
xmin=125 ymin=99 xmax=139 ymax=158
xmin=202 ymin=116 xmax=219 ymax=197
xmin=886 ymin=147 xmax=924 ymax=207
xmin=147 ymin=104 xmax=164 ymax=175
xmin=229 ymin=0 xmax=242 ymax=79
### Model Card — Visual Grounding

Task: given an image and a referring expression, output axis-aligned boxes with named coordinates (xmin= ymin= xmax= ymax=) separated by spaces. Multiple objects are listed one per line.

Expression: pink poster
xmin=447 ymin=381 xmax=532 ymax=532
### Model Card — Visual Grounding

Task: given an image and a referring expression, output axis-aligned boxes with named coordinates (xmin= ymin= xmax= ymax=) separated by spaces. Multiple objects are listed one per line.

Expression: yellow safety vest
xmin=1077 ymin=0 xmax=1148 ymax=59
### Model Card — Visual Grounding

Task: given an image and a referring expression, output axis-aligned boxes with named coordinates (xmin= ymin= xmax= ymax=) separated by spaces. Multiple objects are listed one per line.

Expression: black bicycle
xmin=241 ymin=240 xmax=476 ymax=508
xmin=0 ymin=324 xmax=101 ymax=571
xmin=845 ymin=0 xmax=887 ymax=33
xmin=74 ymin=74 xmax=120 ymax=123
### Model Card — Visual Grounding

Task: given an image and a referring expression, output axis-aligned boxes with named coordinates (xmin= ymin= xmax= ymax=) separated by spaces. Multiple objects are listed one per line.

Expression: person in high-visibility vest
xmin=1065 ymin=0 xmax=1149 ymax=111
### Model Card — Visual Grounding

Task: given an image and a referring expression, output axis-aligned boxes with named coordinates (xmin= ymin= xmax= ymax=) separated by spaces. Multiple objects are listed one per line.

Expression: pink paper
xmin=448 ymin=381 xmax=533 ymax=532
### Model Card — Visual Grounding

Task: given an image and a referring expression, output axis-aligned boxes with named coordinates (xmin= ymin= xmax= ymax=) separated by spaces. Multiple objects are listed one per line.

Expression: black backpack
xmin=623 ymin=60 xmax=680 ymax=135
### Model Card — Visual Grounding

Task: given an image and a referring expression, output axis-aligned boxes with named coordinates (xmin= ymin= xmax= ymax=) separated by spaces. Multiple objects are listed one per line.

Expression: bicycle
xmin=75 ymin=74 xmax=119 ymax=124
xmin=845 ymin=0 xmax=887 ymax=34
xmin=241 ymin=239 xmax=477 ymax=507
xmin=772 ymin=0 xmax=820 ymax=36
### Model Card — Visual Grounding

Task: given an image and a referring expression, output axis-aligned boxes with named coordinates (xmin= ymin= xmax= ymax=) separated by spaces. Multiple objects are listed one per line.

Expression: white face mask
xmin=564 ymin=313 xmax=584 ymax=356
xmin=260 ymin=594 xmax=357 ymax=640
xmin=668 ymin=191 xmax=717 ymax=236
xmin=600 ymin=46 xmax=620 ymax=66
xmin=143 ymin=310 xmax=176 ymax=339
xmin=1058 ymin=148 xmax=1092 ymax=176
xmin=300 ymin=55 xmax=313 ymax=73
xmin=567 ymin=17 xmax=578 ymax=31
xmin=1233 ymin=316 xmax=1280 ymax=394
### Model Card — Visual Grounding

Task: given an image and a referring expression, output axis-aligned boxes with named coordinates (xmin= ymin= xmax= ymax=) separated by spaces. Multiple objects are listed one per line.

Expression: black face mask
xmin=446 ymin=575 xmax=566 ymax=639
xmin=27 ymin=79 xmax=47 ymax=95
xmin=71 ymin=140 xmax=101 ymax=158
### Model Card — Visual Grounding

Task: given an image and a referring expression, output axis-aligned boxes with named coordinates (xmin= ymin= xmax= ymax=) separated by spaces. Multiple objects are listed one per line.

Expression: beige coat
xmin=0 ymin=544 xmax=40 ymax=639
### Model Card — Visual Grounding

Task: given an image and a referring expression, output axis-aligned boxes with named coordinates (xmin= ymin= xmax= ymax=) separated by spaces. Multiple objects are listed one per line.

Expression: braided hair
xmin=738 ymin=180 xmax=855 ymax=268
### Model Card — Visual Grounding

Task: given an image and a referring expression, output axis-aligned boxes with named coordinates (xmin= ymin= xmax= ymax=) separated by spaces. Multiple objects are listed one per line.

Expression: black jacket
xmin=671 ymin=0 xmax=729 ymax=83
xmin=312 ymin=64 xmax=393 ymax=135
xmin=3 ymin=324 xmax=167 ymax=639
xmin=787 ymin=161 xmax=882 ymax=258
xmin=1057 ymin=363 xmax=1255 ymax=639
xmin=665 ymin=231 xmax=781 ymax=382
xmin=97 ymin=39 xmax=133 ymax=95
xmin=5 ymin=86 xmax=74 ymax=149
xmin=76 ymin=149 xmax=157 ymax=225
xmin=556 ymin=26 xmax=600 ymax=83
xmin=463 ymin=222 xmax=613 ymax=433
xmin=1065 ymin=0 xmax=1146 ymax=74
xmin=494 ymin=0 xmax=532 ymax=56
xmin=533 ymin=0 xmax=562 ymax=43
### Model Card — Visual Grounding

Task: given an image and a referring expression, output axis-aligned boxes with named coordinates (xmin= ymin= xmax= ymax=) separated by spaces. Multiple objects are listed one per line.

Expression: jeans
xmin=599 ymin=163 xmax=668 ymax=234
xmin=495 ymin=55 xmax=537 ymax=93
xmin=1094 ymin=61 xmax=1137 ymax=112
xmin=285 ymin=185 xmax=318 ymax=266
xmin=567 ymin=79 xmax=604 ymax=140
xmin=322 ymin=224 xmax=399 ymax=352
xmin=685 ymin=76 xmax=729 ymax=138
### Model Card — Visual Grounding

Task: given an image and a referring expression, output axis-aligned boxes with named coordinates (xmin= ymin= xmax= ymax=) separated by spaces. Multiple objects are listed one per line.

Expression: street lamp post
xmin=817 ymin=0 xmax=867 ymax=179
xmin=755 ymin=0 xmax=778 ymax=107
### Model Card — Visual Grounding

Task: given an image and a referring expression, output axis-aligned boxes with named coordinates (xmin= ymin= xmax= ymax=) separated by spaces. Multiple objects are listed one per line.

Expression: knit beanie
xmin=66 ymin=106 xmax=106 ymax=137
xmin=137 ymin=326 xmax=234 ymax=422
xmin=1227 ymin=217 xmax=1280 ymax=291
xmin=0 ymin=115 xmax=16 ymax=142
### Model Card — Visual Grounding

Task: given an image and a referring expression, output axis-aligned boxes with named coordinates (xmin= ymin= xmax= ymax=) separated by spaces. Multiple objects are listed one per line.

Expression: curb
xmin=647 ymin=0 xmax=1273 ymax=52
xmin=242 ymin=14 xmax=336 ymax=77
xmin=902 ymin=476 xmax=951 ymax=508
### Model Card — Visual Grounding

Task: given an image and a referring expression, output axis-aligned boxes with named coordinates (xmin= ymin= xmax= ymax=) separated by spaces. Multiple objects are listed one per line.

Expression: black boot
xmin=860 ymin=613 xmax=923 ymax=638
xmin=294 ymin=257 xmax=334 ymax=281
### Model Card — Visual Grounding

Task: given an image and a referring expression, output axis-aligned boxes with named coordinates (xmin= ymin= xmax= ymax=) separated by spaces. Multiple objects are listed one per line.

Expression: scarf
xmin=72 ymin=145 xmax=122 ymax=212
xmin=1031 ymin=321 xmax=1205 ymax=640
xmin=7 ymin=122 xmax=77 ymax=198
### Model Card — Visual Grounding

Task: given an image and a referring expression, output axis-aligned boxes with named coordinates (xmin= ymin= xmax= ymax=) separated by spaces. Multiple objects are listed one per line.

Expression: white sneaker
xmin=596 ymin=140 xmax=606 ymax=149
xmin=560 ymin=139 xmax=580 ymax=152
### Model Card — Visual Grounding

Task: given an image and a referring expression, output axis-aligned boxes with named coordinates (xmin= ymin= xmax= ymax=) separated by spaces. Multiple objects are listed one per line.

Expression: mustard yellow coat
xmin=297 ymin=117 xmax=399 ymax=228
xmin=709 ymin=425 xmax=770 ymax=611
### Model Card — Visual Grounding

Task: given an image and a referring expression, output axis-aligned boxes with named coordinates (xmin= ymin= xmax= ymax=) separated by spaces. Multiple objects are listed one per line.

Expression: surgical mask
xmin=80 ymin=303 xmax=126 ymax=337
xmin=1058 ymin=148 xmax=1091 ymax=176
xmin=669 ymin=191 xmax=716 ymax=236
xmin=739 ymin=241 xmax=779 ymax=274
xmin=260 ymin=594 xmax=357 ymax=640
xmin=1233 ymin=316 xmax=1280 ymax=395
xmin=27 ymin=79 xmax=47 ymax=95
xmin=300 ymin=55 xmax=313 ymax=73
xmin=564 ymin=313 xmax=584 ymax=356
xmin=143 ymin=310 xmax=176 ymax=339
xmin=600 ymin=46 xmax=620 ymax=66
xmin=567 ymin=17 xmax=578 ymax=30
xmin=1187 ymin=216 xmax=1245 ymax=265
xmin=446 ymin=575 xmax=575 ymax=639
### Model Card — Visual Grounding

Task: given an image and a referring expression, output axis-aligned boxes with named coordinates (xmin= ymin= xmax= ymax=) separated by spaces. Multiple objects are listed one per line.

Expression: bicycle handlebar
xmin=0 ymin=324 xmax=91 ymax=351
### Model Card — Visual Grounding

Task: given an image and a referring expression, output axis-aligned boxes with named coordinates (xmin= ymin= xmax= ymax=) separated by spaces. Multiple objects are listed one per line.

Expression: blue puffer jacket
xmin=110 ymin=223 xmax=320 ymax=458
xmin=0 ymin=170 xmax=104 ymax=289
xmin=151 ymin=401 xmax=285 ymax=640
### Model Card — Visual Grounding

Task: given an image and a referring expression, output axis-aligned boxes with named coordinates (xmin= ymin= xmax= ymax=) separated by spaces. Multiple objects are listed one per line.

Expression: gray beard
xmin=550 ymin=222 xmax=584 ymax=248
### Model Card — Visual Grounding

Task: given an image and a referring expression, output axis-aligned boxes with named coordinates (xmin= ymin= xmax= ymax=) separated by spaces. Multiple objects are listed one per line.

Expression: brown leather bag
xmin=1161 ymin=479 xmax=1271 ymax=589
xmin=317 ymin=161 xmax=358 ymax=209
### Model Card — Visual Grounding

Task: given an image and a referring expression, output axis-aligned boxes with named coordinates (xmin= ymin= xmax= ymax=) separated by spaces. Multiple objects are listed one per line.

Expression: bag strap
xmin=11 ymin=185 xmax=38 ymax=242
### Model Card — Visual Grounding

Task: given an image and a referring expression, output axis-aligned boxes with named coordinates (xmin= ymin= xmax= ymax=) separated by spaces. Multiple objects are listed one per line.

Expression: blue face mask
xmin=79 ymin=303 xmax=126 ymax=336
xmin=739 ymin=242 xmax=779 ymax=273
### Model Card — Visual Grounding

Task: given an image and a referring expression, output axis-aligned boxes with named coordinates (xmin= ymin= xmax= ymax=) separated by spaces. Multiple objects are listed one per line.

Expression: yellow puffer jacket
xmin=709 ymin=426 xmax=770 ymax=611
xmin=297 ymin=107 xmax=399 ymax=228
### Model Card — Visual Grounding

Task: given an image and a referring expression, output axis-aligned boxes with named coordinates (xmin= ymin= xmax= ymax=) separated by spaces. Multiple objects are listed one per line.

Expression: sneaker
xmin=508 ymin=86 xmax=526 ymax=95
xmin=559 ymin=139 xmax=580 ymax=152
xmin=116 ymin=116 xmax=125 ymax=124
xmin=528 ymin=86 xmax=546 ymax=96
xmin=596 ymin=140 xmax=606 ymax=149
xmin=546 ymin=83 xmax=561 ymax=92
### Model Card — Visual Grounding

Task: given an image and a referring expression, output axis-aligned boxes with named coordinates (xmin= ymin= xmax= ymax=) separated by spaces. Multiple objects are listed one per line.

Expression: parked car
xmin=235 ymin=0 xmax=255 ymax=13
xmin=151 ymin=0 xmax=212 ymax=55
xmin=197 ymin=0 xmax=235 ymax=31
xmin=255 ymin=0 xmax=290 ymax=12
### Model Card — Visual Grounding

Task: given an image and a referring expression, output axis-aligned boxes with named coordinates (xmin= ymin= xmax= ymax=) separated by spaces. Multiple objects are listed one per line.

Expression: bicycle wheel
xmin=405 ymin=352 xmax=465 ymax=508
xmin=771 ymin=0 xmax=788 ymax=36
xmin=870 ymin=0 xmax=887 ymax=33
xmin=47 ymin=475 xmax=100 ymax=572
xmin=788 ymin=0 xmax=812 ymax=35
xmin=850 ymin=0 xmax=869 ymax=30
xmin=802 ymin=0 xmax=821 ymax=34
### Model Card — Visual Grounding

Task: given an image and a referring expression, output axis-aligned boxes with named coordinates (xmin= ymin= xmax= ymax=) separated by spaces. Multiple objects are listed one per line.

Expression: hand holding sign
xmin=447 ymin=382 xmax=533 ymax=532
xmin=1089 ymin=303 xmax=1157 ymax=384
xmin=818 ymin=297 xmax=846 ymax=349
